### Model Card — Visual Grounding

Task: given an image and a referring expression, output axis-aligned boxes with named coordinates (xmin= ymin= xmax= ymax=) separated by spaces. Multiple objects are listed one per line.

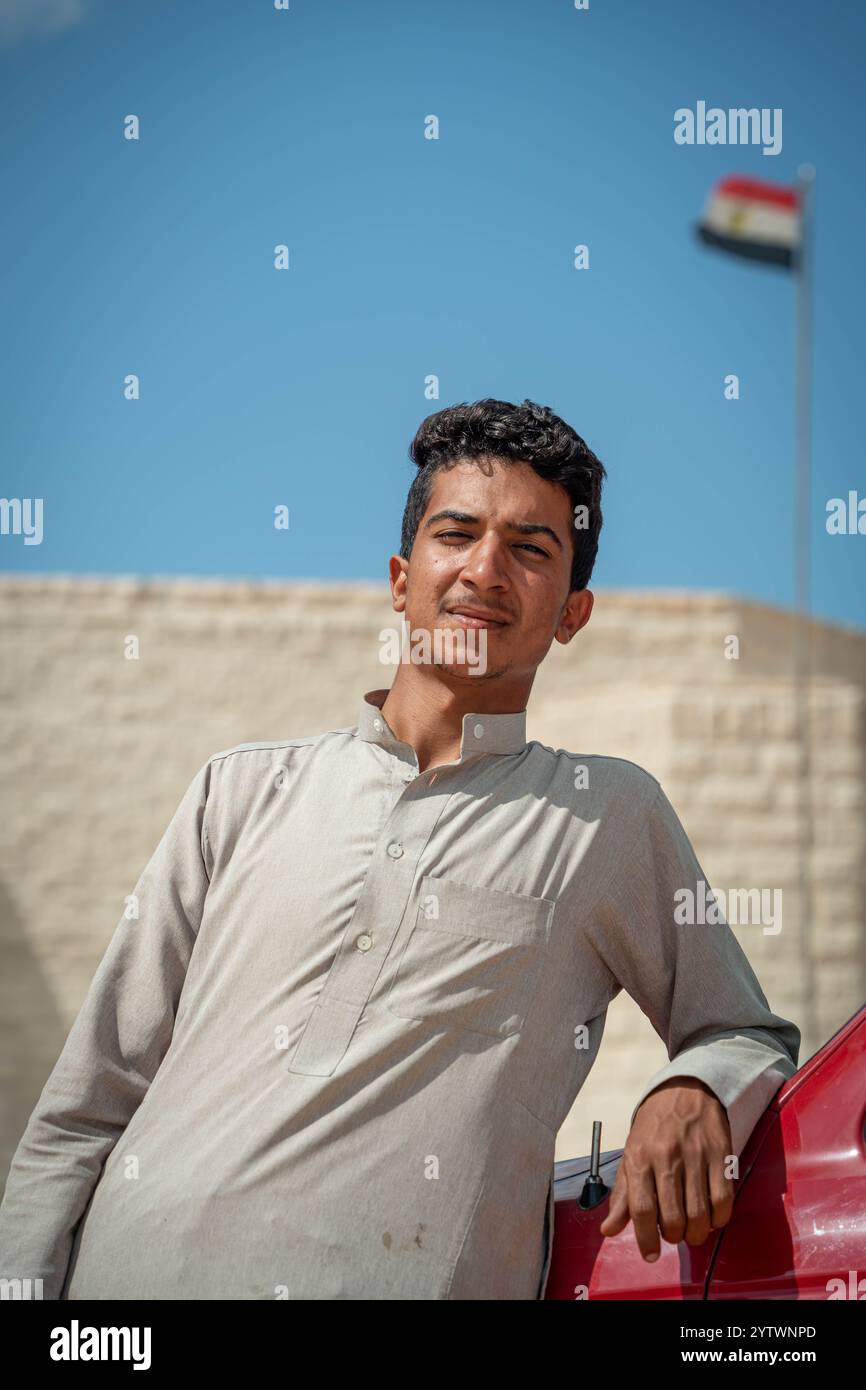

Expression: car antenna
xmin=578 ymin=1119 xmax=611 ymax=1209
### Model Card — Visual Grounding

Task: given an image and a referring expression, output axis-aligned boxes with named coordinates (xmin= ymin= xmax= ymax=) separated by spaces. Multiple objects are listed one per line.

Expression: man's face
xmin=389 ymin=456 xmax=593 ymax=684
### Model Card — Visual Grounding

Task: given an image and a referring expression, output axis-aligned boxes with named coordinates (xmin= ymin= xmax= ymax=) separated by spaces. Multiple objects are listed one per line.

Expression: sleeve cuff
xmin=629 ymin=1031 xmax=797 ymax=1158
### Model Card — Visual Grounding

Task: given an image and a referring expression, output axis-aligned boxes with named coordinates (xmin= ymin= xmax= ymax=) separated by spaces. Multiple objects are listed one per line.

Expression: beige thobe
xmin=0 ymin=688 xmax=800 ymax=1299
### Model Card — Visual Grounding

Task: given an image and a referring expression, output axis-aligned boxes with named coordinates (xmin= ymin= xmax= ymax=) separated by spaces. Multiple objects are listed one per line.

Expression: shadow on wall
xmin=0 ymin=877 xmax=71 ymax=1187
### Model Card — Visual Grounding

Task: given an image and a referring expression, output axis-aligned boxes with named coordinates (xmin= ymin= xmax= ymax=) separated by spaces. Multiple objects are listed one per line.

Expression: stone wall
xmin=1 ymin=576 xmax=864 ymax=1177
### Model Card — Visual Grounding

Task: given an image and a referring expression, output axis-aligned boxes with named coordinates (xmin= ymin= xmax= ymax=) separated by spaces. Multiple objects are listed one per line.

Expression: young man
xmin=0 ymin=398 xmax=799 ymax=1301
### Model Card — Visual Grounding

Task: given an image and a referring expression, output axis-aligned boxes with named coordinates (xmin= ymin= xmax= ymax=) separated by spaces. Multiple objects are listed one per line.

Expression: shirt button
xmin=473 ymin=722 xmax=484 ymax=739
xmin=355 ymin=933 xmax=373 ymax=952
xmin=373 ymin=719 xmax=383 ymax=732
xmin=387 ymin=841 xmax=404 ymax=859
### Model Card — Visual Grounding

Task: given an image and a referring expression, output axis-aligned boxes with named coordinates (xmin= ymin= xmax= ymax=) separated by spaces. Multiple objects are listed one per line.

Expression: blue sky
xmin=2 ymin=0 xmax=864 ymax=628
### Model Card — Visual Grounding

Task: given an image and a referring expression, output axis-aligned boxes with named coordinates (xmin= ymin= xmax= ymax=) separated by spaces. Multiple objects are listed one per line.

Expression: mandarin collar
xmin=357 ymin=688 xmax=527 ymax=762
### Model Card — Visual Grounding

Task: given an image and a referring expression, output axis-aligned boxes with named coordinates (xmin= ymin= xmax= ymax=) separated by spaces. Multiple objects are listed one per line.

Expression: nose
xmin=456 ymin=531 xmax=510 ymax=591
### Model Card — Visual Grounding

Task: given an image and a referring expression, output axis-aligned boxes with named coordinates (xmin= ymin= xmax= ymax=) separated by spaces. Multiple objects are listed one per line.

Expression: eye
xmin=437 ymin=531 xmax=473 ymax=543
xmin=436 ymin=531 xmax=549 ymax=557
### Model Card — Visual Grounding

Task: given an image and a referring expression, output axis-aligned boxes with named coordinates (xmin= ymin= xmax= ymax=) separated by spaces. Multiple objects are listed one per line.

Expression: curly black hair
xmin=399 ymin=398 xmax=606 ymax=592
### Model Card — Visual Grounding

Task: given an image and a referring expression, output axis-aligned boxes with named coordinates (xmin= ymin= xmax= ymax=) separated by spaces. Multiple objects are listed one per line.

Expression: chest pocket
xmin=384 ymin=874 xmax=555 ymax=1038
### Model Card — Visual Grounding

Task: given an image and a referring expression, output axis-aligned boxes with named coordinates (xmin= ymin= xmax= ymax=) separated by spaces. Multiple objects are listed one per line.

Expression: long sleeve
xmin=0 ymin=757 xmax=214 ymax=1299
xmin=588 ymin=781 xmax=801 ymax=1159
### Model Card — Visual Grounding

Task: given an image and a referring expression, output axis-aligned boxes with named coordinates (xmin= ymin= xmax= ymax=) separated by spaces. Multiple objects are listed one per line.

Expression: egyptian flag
xmin=696 ymin=175 xmax=801 ymax=268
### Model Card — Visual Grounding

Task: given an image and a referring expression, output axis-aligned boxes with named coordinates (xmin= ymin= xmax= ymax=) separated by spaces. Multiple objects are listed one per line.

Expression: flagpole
xmin=793 ymin=163 xmax=817 ymax=1057
xmin=794 ymin=166 xmax=814 ymax=628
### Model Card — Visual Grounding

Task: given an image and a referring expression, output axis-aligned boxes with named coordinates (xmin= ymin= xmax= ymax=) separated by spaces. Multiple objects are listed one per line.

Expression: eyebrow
xmin=423 ymin=509 xmax=564 ymax=551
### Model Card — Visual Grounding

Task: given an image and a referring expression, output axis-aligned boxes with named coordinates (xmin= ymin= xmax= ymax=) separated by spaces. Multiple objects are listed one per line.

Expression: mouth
xmin=445 ymin=605 xmax=511 ymax=629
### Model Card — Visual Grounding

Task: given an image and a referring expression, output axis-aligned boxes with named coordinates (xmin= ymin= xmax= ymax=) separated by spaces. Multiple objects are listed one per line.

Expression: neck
xmin=379 ymin=665 xmax=532 ymax=774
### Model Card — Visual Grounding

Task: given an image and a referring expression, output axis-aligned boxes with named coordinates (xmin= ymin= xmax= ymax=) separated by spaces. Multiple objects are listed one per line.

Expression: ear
xmin=388 ymin=554 xmax=409 ymax=614
xmin=554 ymin=588 xmax=594 ymax=645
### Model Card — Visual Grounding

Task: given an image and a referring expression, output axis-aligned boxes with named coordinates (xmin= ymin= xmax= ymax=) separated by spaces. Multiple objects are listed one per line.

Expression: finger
xmin=707 ymin=1146 xmax=736 ymax=1230
xmin=654 ymin=1156 xmax=687 ymax=1246
xmin=598 ymin=1167 xmax=630 ymax=1237
xmin=683 ymin=1148 xmax=713 ymax=1245
xmin=627 ymin=1163 xmax=661 ymax=1262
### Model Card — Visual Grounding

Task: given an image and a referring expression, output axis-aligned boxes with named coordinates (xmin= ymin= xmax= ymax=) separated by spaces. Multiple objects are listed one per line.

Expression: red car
xmin=544 ymin=1002 xmax=866 ymax=1300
